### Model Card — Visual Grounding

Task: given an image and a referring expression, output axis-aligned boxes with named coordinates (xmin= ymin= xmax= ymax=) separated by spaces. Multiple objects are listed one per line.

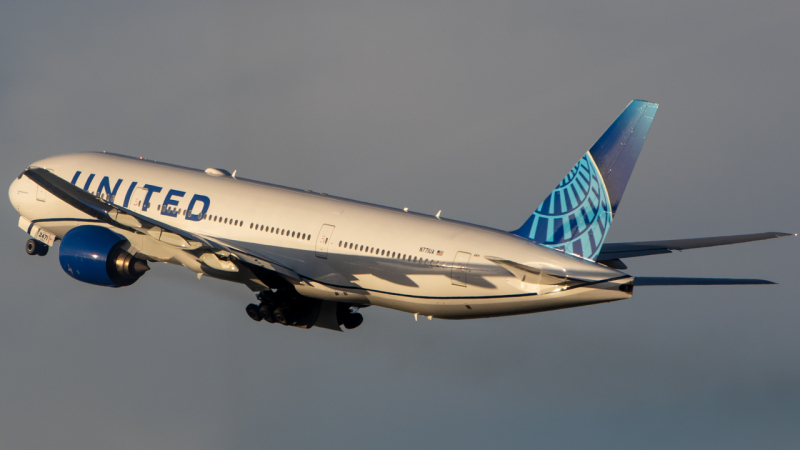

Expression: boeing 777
xmin=8 ymin=100 xmax=792 ymax=331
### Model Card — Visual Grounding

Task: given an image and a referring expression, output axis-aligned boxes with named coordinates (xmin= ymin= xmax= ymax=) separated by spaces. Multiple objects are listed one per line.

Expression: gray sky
xmin=1 ymin=1 xmax=799 ymax=448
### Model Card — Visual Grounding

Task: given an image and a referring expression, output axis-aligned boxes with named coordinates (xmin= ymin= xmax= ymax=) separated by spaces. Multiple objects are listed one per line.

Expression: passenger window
xmin=392 ymin=252 xmax=396 ymax=258
xmin=359 ymin=245 xmax=364 ymax=251
xmin=224 ymin=218 xmax=228 ymax=224
xmin=291 ymin=231 xmax=295 ymax=238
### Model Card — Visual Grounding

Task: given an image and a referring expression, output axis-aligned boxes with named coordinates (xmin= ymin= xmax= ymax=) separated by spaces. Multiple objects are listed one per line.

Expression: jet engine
xmin=59 ymin=225 xmax=149 ymax=287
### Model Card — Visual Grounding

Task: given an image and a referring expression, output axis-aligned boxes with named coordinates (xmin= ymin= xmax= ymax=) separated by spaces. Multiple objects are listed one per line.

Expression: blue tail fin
xmin=511 ymin=100 xmax=658 ymax=260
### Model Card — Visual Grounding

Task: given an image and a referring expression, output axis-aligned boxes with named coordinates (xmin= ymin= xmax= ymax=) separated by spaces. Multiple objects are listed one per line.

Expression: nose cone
xmin=8 ymin=176 xmax=22 ymax=212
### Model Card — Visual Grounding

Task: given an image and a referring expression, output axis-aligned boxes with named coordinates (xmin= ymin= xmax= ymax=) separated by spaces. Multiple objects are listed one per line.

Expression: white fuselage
xmin=9 ymin=152 xmax=632 ymax=319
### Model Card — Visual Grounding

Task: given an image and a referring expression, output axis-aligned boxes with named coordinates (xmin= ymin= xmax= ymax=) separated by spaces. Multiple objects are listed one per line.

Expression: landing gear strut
xmin=25 ymin=239 xmax=48 ymax=256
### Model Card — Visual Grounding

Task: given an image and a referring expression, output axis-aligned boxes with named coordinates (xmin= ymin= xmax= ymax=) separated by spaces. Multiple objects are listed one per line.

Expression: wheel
xmin=245 ymin=303 xmax=263 ymax=321
xmin=272 ymin=308 xmax=288 ymax=325
xmin=25 ymin=239 xmax=41 ymax=256
xmin=37 ymin=244 xmax=48 ymax=256
xmin=258 ymin=303 xmax=274 ymax=323
xmin=343 ymin=312 xmax=364 ymax=330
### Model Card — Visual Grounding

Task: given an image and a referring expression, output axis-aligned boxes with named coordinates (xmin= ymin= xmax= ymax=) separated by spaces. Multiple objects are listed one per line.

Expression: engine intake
xmin=59 ymin=225 xmax=149 ymax=287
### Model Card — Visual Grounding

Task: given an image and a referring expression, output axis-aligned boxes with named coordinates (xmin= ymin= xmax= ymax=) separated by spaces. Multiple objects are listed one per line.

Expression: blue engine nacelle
xmin=59 ymin=225 xmax=150 ymax=287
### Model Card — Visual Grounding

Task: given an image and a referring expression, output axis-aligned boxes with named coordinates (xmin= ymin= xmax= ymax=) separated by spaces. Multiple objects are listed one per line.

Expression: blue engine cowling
xmin=59 ymin=225 xmax=150 ymax=287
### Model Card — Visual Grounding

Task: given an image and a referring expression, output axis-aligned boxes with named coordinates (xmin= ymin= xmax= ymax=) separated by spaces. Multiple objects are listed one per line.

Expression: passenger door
xmin=451 ymin=251 xmax=471 ymax=287
xmin=128 ymin=187 xmax=148 ymax=213
xmin=315 ymin=224 xmax=336 ymax=259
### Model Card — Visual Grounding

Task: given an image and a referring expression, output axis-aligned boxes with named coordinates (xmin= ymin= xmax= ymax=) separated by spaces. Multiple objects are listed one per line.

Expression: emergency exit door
xmin=315 ymin=224 xmax=336 ymax=258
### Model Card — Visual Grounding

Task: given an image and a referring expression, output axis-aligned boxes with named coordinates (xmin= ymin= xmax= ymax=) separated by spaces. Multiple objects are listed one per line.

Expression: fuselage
xmin=9 ymin=152 xmax=632 ymax=319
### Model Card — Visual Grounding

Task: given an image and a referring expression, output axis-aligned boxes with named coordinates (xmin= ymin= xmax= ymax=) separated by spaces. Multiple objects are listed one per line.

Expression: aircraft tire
xmin=258 ymin=303 xmax=275 ymax=323
xmin=25 ymin=239 xmax=38 ymax=255
xmin=25 ymin=239 xmax=48 ymax=256
xmin=245 ymin=303 xmax=263 ymax=321
xmin=343 ymin=312 xmax=364 ymax=330
xmin=273 ymin=308 xmax=287 ymax=325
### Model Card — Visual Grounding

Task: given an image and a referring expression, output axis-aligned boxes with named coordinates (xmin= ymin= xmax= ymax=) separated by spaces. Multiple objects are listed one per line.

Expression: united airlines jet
xmin=8 ymin=100 xmax=792 ymax=331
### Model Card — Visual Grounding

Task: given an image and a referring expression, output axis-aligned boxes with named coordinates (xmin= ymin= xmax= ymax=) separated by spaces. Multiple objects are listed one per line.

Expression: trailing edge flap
xmin=598 ymin=232 xmax=794 ymax=260
xmin=22 ymin=167 xmax=301 ymax=282
xmin=199 ymin=235 xmax=302 ymax=283
xmin=484 ymin=256 xmax=588 ymax=287
xmin=633 ymin=277 xmax=776 ymax=286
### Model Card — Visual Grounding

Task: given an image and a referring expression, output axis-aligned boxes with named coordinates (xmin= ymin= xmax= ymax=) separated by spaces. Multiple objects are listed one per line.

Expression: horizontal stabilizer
xmin=598 ymin=232 xmax=794 ymax=260
xmin=633 ymin=277 xmax=776 ymax=286
xmin=485 ymin=256 xmax=588 ymax=287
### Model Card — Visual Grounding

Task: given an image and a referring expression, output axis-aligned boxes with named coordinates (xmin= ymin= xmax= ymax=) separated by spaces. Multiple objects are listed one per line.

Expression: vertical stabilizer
xmin=511 ymin=100 xmax=658 ymax=260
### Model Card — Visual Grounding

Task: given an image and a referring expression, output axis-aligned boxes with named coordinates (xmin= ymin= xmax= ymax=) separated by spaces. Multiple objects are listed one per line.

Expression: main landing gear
xmin=246 ymin=289 xmax=364 ymax=330
xmin=25 ymin=239 xmax=48 ymax=256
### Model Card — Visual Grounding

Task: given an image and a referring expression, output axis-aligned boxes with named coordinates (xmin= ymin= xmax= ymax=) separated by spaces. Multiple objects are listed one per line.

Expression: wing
xmin=597 ymin=232 xmax=794 ymax=266
xmin=23 ymin=167 xmax=302 ymax=283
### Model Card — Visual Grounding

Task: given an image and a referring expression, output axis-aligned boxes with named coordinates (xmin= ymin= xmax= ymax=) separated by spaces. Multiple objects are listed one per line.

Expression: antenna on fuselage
xmin=232 ymin=170 xmax=237 ymax=179
xmin=435 ymin=210 xmax=441 ymax=219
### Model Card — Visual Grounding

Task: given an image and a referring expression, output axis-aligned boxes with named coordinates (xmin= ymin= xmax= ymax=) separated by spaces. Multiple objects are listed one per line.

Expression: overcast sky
xmin=1 ymin=1 xmax=799 ymax=448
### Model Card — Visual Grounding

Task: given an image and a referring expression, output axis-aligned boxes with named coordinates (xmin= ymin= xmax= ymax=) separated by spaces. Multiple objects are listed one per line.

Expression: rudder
xmin=511 ymin=100 xmax=658 ymax=260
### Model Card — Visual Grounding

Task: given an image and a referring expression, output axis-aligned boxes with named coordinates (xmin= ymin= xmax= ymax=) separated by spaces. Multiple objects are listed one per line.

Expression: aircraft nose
xmin=9 ymin=175 xmax=23 ymax=212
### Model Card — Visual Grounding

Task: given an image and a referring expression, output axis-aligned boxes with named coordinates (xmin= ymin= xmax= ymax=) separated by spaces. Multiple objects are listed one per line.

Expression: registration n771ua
xmin=8 ymin=100 xmax=792 ymax=331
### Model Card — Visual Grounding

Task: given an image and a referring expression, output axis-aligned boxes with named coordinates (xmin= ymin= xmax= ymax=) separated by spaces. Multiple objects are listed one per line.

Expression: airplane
xmin=7 ymin=100 xmax=793 ymax=332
